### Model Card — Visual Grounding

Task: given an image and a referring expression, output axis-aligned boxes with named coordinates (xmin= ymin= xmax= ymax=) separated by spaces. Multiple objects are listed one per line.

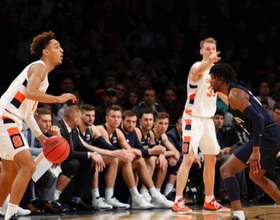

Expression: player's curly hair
xmin=209 ymin=63 xmax=236 ymax=84
xmin=30 ymin=31 xmax=56 ymax=58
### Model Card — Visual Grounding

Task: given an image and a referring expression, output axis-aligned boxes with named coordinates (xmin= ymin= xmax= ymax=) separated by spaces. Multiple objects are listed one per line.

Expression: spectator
xmin=114 ymin=82 xmax=127 ymax=108
xmin=256 ymin=81 xmax=275 ymax=111
xmin=123 ymin=88 xmax=139 ymax=110
xmin=161 ymin=88 xmax=184 ymax=126
xmin=95 ymin=88 xmax=118 ymax=125
xmin=132 ymin=87 xmax=166 ymax=116
xmin=272 ymin=102 xmax=280 ymax=126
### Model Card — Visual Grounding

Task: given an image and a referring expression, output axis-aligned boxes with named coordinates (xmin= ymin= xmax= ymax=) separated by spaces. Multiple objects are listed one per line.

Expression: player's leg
xmin=6 ymin=149 xmax=36 ymax=219
xmin=250 ymin=169 xmax=280 ymax=204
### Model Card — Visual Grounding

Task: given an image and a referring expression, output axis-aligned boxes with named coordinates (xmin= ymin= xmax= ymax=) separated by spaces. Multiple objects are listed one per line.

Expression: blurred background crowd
xmin=0 ymin=0 xmax=280 ymax=112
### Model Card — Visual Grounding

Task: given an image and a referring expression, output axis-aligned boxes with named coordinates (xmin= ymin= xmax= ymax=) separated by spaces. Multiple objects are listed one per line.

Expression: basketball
xmin=43 ymin=136 xmax=70 ymax=163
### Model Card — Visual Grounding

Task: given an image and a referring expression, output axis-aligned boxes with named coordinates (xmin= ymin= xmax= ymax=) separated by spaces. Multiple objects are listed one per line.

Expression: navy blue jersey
xmin=120 ymin=127 xmax=149 ymax=157
xmin=103 ymin=124 xmax=120 ymax=149
xmin=78 ymin=127 xmax=92 ymax=144
xmin=138 ymin=127 xmax=152 ymax=149
xmin=152 ymin=130 xmax=163 ymax=146
xmin=229 ymin=84 xmax=280 ymax=170
xmin=228 ymin=84 xmax=276 ymax=126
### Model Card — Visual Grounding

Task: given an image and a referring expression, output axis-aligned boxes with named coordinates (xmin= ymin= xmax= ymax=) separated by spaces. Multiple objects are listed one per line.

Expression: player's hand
xmin=246 ymin=147 xmax=261 ymax=173
xmin=112 ymin=149 xmax=133 ymax=163
xmin=50 ymin=125 xmax=61 ymax=136
xmin=209 ymin=51 xmax=221 ymax=63
xmin=58 ymin=93 xmax=77 ymax=103
xmin=38 ymin=133 xmax=49 ymax=144
xmin=150 ymin=145 xmax=165 ymax=155
xmin=132 ymin=148 xmax=142 ymax=158
xmin=168 ymin=156 xmax=177 ymax=167
xmin=90 ymin=153 xmax=105 ymax=172
xmin=156 ymin=154 xmax=168 ymax=172
xmin=194 ymin=154 xmax=202 ymax=169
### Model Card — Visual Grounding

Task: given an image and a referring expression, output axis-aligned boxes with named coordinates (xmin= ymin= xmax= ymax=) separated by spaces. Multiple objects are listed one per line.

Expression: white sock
xmin=105 ymin=188 xmax=114 ymax=200
xmin=140 ymin=188 xmax=149 ymax=195
xmin=5 ymin=203 xmax=18 ymax=220
xmin=233 ymin=210 xmax=246 ymax=220
xmin=156 ymin=188 xmax=161 ymax=192
xmin=91 ymin=188 xmax=100 ymax=200
xmin=164 ymin=183 xmax=174 ymax=196
xmin=175 ymin=196 xmax=182 ymax=203
xmin=149 ymin=187 xmax=159 ymax=197
xmin=205 ymin=195 xmax=214 ymax=203
xmin=54 ymin=189 xmax=61 ymax=201
xmin=129 ymin=187 xmax=140 ymax=197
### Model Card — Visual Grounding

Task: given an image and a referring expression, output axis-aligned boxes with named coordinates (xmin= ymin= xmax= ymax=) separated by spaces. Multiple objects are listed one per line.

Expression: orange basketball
xmin=43 ymin=136 xmax=70 ymax=163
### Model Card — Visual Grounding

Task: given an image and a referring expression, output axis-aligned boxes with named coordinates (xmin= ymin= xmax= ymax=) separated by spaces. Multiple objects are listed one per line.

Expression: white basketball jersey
xmin=184 ymin=68 xmax=217 ymax=118
xmin=0 ymin=60 xmax=49 ymax=120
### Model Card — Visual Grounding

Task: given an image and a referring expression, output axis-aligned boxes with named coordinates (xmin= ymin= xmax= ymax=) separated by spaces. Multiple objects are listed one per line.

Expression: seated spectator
xmin=57 ymin=90 xmax=82 ymax=120
xmin=272 ymin=102 xmax=280 ymax=126
xmin=256 ymin=81 xmax=275 ymax=111
xmin=132 ymin=87 xmax=166 ymax=116
xmin=161 ymin=88 xmax=184 ymax=126
xmin=114 ymin=82 xmax=127 ymax=108
xmin=95 ymin=88 xmax=118 ymax=125
xmin=123 ymin=88 xmax=139 ymax=110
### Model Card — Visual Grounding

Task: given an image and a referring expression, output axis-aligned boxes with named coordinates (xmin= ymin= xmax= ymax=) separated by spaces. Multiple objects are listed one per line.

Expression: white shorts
xmin=0 ymin=118 xmax=29 ymax=160
xmin=182 ymin=113 xmax=220 ymax=155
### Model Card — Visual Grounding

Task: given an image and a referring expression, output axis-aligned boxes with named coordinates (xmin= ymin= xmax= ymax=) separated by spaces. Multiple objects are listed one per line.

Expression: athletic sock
xmin=105 ymin=188 xmax=114 ymax=200
xmin=129 ymin=187 xmax=140 ymax=197
xmin=205 ymin=195 xmax=214 ymax=203
xmin=5 ymin=203 xmax=18 ymax=220
xmin=233 ymin=210 xmax=246 ymax=220
xmin=91 ymin=188 xmax=100 ymax=200
xmin=164 ymin=183 xmax=174 ymax=196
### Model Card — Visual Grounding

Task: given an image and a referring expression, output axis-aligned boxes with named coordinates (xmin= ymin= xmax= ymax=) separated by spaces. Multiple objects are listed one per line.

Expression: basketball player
xmin=172 ymin=37 xmax=229 ymax=213
xmin=209 ymin=63 xmax=280 ymax=220
xmin=0 ymin=31 xmax=77 ymax=220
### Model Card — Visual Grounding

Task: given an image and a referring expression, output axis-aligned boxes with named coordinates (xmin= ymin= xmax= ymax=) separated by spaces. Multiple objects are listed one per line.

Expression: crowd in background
xmin=1 ymin=0 xmax=280 ymax=214
xmin=0 ymin=0 xmax=280 ymax=105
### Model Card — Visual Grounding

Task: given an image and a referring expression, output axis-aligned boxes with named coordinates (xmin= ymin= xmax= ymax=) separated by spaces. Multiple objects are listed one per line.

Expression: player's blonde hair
xmin=200 ymin=37 xmax=217 ymax=49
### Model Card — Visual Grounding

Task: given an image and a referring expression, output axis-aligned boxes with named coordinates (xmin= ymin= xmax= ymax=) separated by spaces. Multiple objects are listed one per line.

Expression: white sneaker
xmin=151 ymin=194 xmax=174 ymax=208
xmin=17 ymin=206 xmax=31 ymax=216
xmin=2 ymin=195 xmax=31 ymax=216
xmin=92 ymin=197 xmax=113 ymax=210
xmin=105 ymin=197 xmax=130 ymax=209
xmin=141 ymin=193 xmax=152 ymax=203
xmin=131 ymin=195 xmax=154 ymax=209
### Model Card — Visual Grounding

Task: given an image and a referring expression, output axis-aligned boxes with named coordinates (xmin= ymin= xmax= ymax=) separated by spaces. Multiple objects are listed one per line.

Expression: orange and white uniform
xmin=182 ymin=69 xmax=220 ymax=155
xmin=0 ymin=60 xmax=48 ymax=160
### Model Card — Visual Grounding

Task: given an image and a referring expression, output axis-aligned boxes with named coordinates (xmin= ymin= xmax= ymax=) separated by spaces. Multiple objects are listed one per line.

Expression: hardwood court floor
xmin=15 ymin=202 xmax=280 ymax=220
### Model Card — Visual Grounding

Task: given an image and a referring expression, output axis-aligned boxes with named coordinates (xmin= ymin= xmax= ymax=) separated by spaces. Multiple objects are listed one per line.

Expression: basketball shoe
xmin=172 ymin=198 xmax=192 ymax=213
xmin=202 ymin=198 xmax=230 ymax=212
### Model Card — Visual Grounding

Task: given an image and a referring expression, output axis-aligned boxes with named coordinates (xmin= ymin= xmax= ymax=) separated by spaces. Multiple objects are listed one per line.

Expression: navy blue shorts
xmin=234 ymin=124 xmax=280 ymax=171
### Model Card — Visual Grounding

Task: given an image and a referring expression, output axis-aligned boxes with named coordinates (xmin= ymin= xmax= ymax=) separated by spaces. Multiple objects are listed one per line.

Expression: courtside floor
xmin=15 ymin=202 xmax=280 ymax=220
